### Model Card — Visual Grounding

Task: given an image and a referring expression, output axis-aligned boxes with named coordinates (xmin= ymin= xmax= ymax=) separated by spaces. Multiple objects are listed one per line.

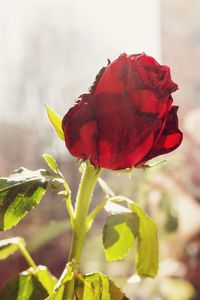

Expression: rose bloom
xmin=62 ymin=53 xmax=183 ymax=170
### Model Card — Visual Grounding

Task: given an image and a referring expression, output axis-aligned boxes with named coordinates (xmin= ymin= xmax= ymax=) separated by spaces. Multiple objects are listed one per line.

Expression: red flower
xmin=62 ymin=53 xmax=182 ymax=170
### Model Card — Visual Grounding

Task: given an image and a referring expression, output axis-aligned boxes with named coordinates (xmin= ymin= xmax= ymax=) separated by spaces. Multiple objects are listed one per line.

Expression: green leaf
xmin=45 ymin=287 xmax=64 ymax=300
xmin=75 ymin=272 xmax=129 ymax=300
xmin=0 ymin=275 xmax=48 ymax=300
xmin=0 ymin=168 xmax=53 ymax=231
xmin=0 ymin=237 xmax=25 ymax=260
xmin=46 ymin=270 xmax=129 ymax=300
xmin=45 ymin=105 xmax=64 ymax=140
xmin=0 ymin=266 xmax=57 ymax=300
xmin=103 ymin=194 xmax=159 ymax=277
xmin=43 ymin=154 xmax=59 ymax=174
xmin=42 ymin=154 xmax=68 ymax=191
xmin=35 ymin=266 xmax=57 ymax=294
xmin=55 ymin=263 xmax=74 ymax=290
xmin=103 ymin=213 xmax=139 ymax=261
xmin=129 ymin=202 xmax=159 ymax=278
xmin=45 ymin=263 xmax=74 ymax=300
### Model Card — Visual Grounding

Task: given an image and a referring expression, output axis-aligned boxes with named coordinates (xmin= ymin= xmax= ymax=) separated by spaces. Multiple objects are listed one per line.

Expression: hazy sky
xmin=0 ymin=0 xmax=161 ymax=124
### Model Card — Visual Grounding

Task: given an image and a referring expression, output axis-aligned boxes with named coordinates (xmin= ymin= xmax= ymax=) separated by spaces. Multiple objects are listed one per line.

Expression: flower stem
xmin=64 ymin=161 xmax=102 ymax=299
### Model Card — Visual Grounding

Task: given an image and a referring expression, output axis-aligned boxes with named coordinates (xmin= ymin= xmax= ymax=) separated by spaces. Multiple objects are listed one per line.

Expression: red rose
xmin=62 ymin=53 xmax=182 ymax=170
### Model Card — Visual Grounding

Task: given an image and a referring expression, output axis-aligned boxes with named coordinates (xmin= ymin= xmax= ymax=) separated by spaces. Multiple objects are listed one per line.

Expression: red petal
xmin=88 ymin=93 xmax=161 ymax=169
xmin=94 ymin=53 xmax=129 ymax=95
xmin=133 ymin=54 xmax=178 ymax=96
xmin=129 ymin=90 xmax=173 ymax=119
xmin=62 ymin=95 xmax=98 ymax=160
xmin=140 ymin=106 xmax=183 ymax=163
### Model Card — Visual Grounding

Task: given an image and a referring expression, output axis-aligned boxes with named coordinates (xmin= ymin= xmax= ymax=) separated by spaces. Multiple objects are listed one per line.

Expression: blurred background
xmin=0 ymin=0 xmax=200 ymax=299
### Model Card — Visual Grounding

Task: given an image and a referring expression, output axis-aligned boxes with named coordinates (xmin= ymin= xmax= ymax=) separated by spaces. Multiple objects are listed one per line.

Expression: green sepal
xmin=138 ymin=160 xmax=167 ymax=169
xmin=45 ymin=105 xmax=64 ymax=140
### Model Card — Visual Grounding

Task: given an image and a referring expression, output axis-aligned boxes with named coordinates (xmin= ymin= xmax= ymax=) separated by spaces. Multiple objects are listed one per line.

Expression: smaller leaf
xmin=43 ymin=154 xmax=59 ymax=174
xmin=34 ymin=266 xmax=57 ymax=294
xmin=129 ymin=202 xmax=159 ymax=278
xmin=0 ymin=237 xmax=25 ymax=260
xmin=103 ymin=213 xmax=139 ymax=261
xmin=45 ymin=287 xmax=64 ymax=300
xmin=46 ymin=263 xmax=74 ymax=300
xmin=55 ymin=263 xmax=74 ymax=290
xmin=103 ymin=195 xmax=159 ymax=278
xmin=46 ymin=270 xmax=129 ymax=300
xmin=45 ymin=105 xmax=64 ymax=140
xmin=0 ymin=266 xmax=57 ymax=300
xmin=75 ymin=272 xmax=129 ymax=300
